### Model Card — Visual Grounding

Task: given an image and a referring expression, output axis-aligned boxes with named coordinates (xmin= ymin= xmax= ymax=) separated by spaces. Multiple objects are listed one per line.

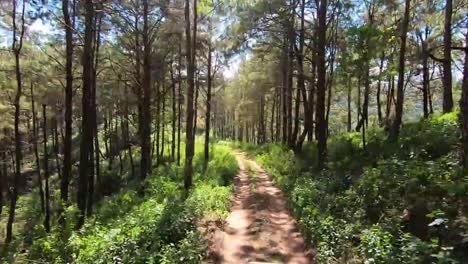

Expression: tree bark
xmin=295 ymin=0 xmax=309 ymax=150
xmin=77 ymin=0 xmax=95 ymax=229
xmin=422 ymin=40 xmax=430 ymax=119
xmin=171 ymin=65 xmax=176 ymax=162
xmin=347 ymin=76 xmax=352 ymax=132
xmin=0 ymin=151 xmax=5 ymax=216
xmin=6 ymin=0 xmax=25 ymax=244
xmin=30 ymin=82 xmax=45 ymax=215
xmin=160 ymin=86 xmax=166 ymax=160
xmin=177 ymin=34 xmax=183 ymax=166
xmin=204 ymin=38 xmax=213 ymax=168
xmin=377 ymin=53 xmax=385 ymax=123
xmin=140 ymin=0 xmax=152 ymax=179
xmin=281 ymin=36 xmax=288 ymax=144
xmin=61 ymin=0 xmax=73 ymax=228
xmin=92 ymin=12 xmax=103 ymax=204
xmin=316 ymin=0 xmax=328 ymax=167
xmin=460 ymin=30 xmax=468 ymax=168
xmin=42 ymin=105 xmax=51 ymax=233
xmin=442 ymin=0 xmax=453 ymax=113
xmin=184 ymin=0 xmax=196 ymax=189
xmin=388 ymin=0 xmax=411 ymax=142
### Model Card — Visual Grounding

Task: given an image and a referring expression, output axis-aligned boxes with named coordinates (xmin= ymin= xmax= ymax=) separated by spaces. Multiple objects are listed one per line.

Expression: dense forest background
xmin=0 ymin=0 xmax=467 ymax=263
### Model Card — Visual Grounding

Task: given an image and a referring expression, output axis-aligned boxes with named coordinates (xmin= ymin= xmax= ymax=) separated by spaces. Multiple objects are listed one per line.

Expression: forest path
xmin=207 ymin=152 xmax=314 ymax=264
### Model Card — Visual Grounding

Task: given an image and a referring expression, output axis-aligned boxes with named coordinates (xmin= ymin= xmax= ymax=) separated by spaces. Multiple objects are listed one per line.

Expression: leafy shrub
xmin=159 ymin=231 xmax=206 ymax=264
xmin=244 ymin=113 xmax=466 ymax=264
xmin=22 ymin=143 xmax=238 ymax=264
xmin=358 ymin=225 xmax=395 ymax=263
xmin=186 ymin=184 xmax=232 ymax=218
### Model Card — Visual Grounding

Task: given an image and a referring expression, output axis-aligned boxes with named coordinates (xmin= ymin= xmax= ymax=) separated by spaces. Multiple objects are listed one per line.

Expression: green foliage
xmin=243 ymin=113 xmax=467 ymax=263
xmin=11 ymin=143 xmax=239 ymax=264
xmin=358 ymin=225 xmax=395 ymax=263
xmin=159 ymin=231 xmax=206 ymax=264
xmin=186 ymin=184 xmax=232 ymax=218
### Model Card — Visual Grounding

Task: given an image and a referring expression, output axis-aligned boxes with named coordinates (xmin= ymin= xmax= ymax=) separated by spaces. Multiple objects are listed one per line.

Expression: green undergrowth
xmin=2 ymin=142 xmax=238 ymax=264
xmin=235 ymin=112 xmax=468 ymax=263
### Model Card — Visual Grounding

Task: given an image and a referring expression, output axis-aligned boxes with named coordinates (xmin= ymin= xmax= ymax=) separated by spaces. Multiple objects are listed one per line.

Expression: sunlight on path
xmin=207 ymin=153 xmax=314 ymax=264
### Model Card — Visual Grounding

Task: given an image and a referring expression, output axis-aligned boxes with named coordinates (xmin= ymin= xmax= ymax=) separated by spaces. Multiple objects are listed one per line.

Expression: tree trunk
xmin=76 ymin=0 xmax=95 ymax=229
xmin=422 ymin=43 xmax=430 ymax=119
xmin=347 ymin=76 xmax=352 ymax=132
xmin=0 ymin=151 xmax=5 ymax=216
xmin=385 ymin=75 xmax=395 ymax=121
xmin=442 ymin=0 xmax=453 ymax=113
xmin=42 ymin=105 xmax=51 ymax=233
xmin=177 ymin=34 xmax=183 ymax=166
xmin=140 ymin=0 xmax=152 ymax=179
xmin=295 ymin=0 xmax=309 ymax=150
xmin=160 ymin=87 xmax=166 ymax=160
xmin=388 ymin=0 xmax=410 ymax=142
xmin=316 ymin=0 xmax=328 ymax=168
xmin=6 ymin=0 xmax=25 ymax=244
xmin=184 ymin=0 xmax=196 ymax=189
xmin=92 ymin=13 xmax=102 ymax=201
xmin=377 ymin=53 xmax=385 ymax=123
xmin=124 ymin=83 xmax=135 ymax=178
xmin=171 ymin=66 xmax=176 ymax=162
xmin=204 ymin=38 xmax=213 ymax=168
xmin=271 ymin=88 xmax=277 ymax=143
xmin=193 ymin=78 xmax=200 ymax=140
xmin=53 ymin=117 xmax=62 ymax=181
xmin=460 ymin=31 xmax=468 ymax=168
xmin=30 ymin=82 xmax=45 ymax=215
xmin=61 ymin=0 xmax=73 ymax=223
xmin=282 ymin=36 xmax=288 ymax=144
xmin=156 ymin=82 xmax=161 ymax=165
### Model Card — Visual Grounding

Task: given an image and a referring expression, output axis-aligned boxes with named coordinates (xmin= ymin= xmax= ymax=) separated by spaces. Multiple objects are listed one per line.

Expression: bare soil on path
xmin=206 ymin=153 xmax=314 ymax=264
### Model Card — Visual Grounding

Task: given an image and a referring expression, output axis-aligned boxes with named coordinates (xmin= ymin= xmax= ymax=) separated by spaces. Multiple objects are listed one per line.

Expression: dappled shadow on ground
xmin=205 ymin=153 xmax=314 ymax=264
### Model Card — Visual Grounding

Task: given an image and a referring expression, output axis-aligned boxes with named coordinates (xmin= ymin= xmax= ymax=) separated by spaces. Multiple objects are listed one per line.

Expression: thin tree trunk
xmin=347 ymin=76 xmax=352 ymax=132
xmin=156 ymin=81 xmax=161 ymax=165
xmin=160 ymin=88 xmax=166 ymax=160
xmin=287 ymin=1 xmax=296 ymax=146
xmin=30 ymin=82 xmax=45 ymax=215
xmin=309 ymin=60 xmax=316 ymax=142
xmin=93 ymin=13 xmax=102 ymax=200
xmin=377 ymin=53 xmax=385 ymax=123
xmin=204 ymin=38 xmax=213 ymax=168
xmin=388 ymin=0 xmax=411 ymax=142
xmin=42 ymin=105 xmax=51 ymax=233
xmin=61 ymin=0 xmax=74 ymax=224
xmin=422 ymin=43 xmax=430 ymax=119
xmin=124 ymin=83 xmax=135 ymax=178
xmin=0 ymin=151 xmax=5 ymax=216
xmin=171 ymin=65 xmax=176 ymax=162
xmin=177 ymin=34 xmax=183 ymax=166
xmin=140 ymin=0 xmax=152 ymax=179
xmin=385 ymin=75 xmax=394 ymax=121
xmin=271 ymin=88 xmax=276 ymax=143
xmin=6 ymin=0 xmax=26 ymax=244
xmin=442 ymin=0 xmax=453 ymax=113
xmin=460 ymin=30 xmax=468 ymax=168
xmin=184 ymin=0 xmax=196 ymax=189
xmin=193 ymin=77 xmax=199 ymax=140
xmin=316 ymin=0 xmax=328 ymax=168
xmin=295 ymin=0 xmax=309 ymax=150
xmin=77 ymin=0 xmax=95 ymax=229
xmin=282 ymin=36 xmax=288 ymax=144
xmin=53 ymin=117 xmax=62 ymax=182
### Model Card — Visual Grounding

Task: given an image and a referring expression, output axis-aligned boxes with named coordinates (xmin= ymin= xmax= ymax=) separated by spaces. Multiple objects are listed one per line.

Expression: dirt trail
xmin=207 ymin=153 xmax=314 ymax=264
